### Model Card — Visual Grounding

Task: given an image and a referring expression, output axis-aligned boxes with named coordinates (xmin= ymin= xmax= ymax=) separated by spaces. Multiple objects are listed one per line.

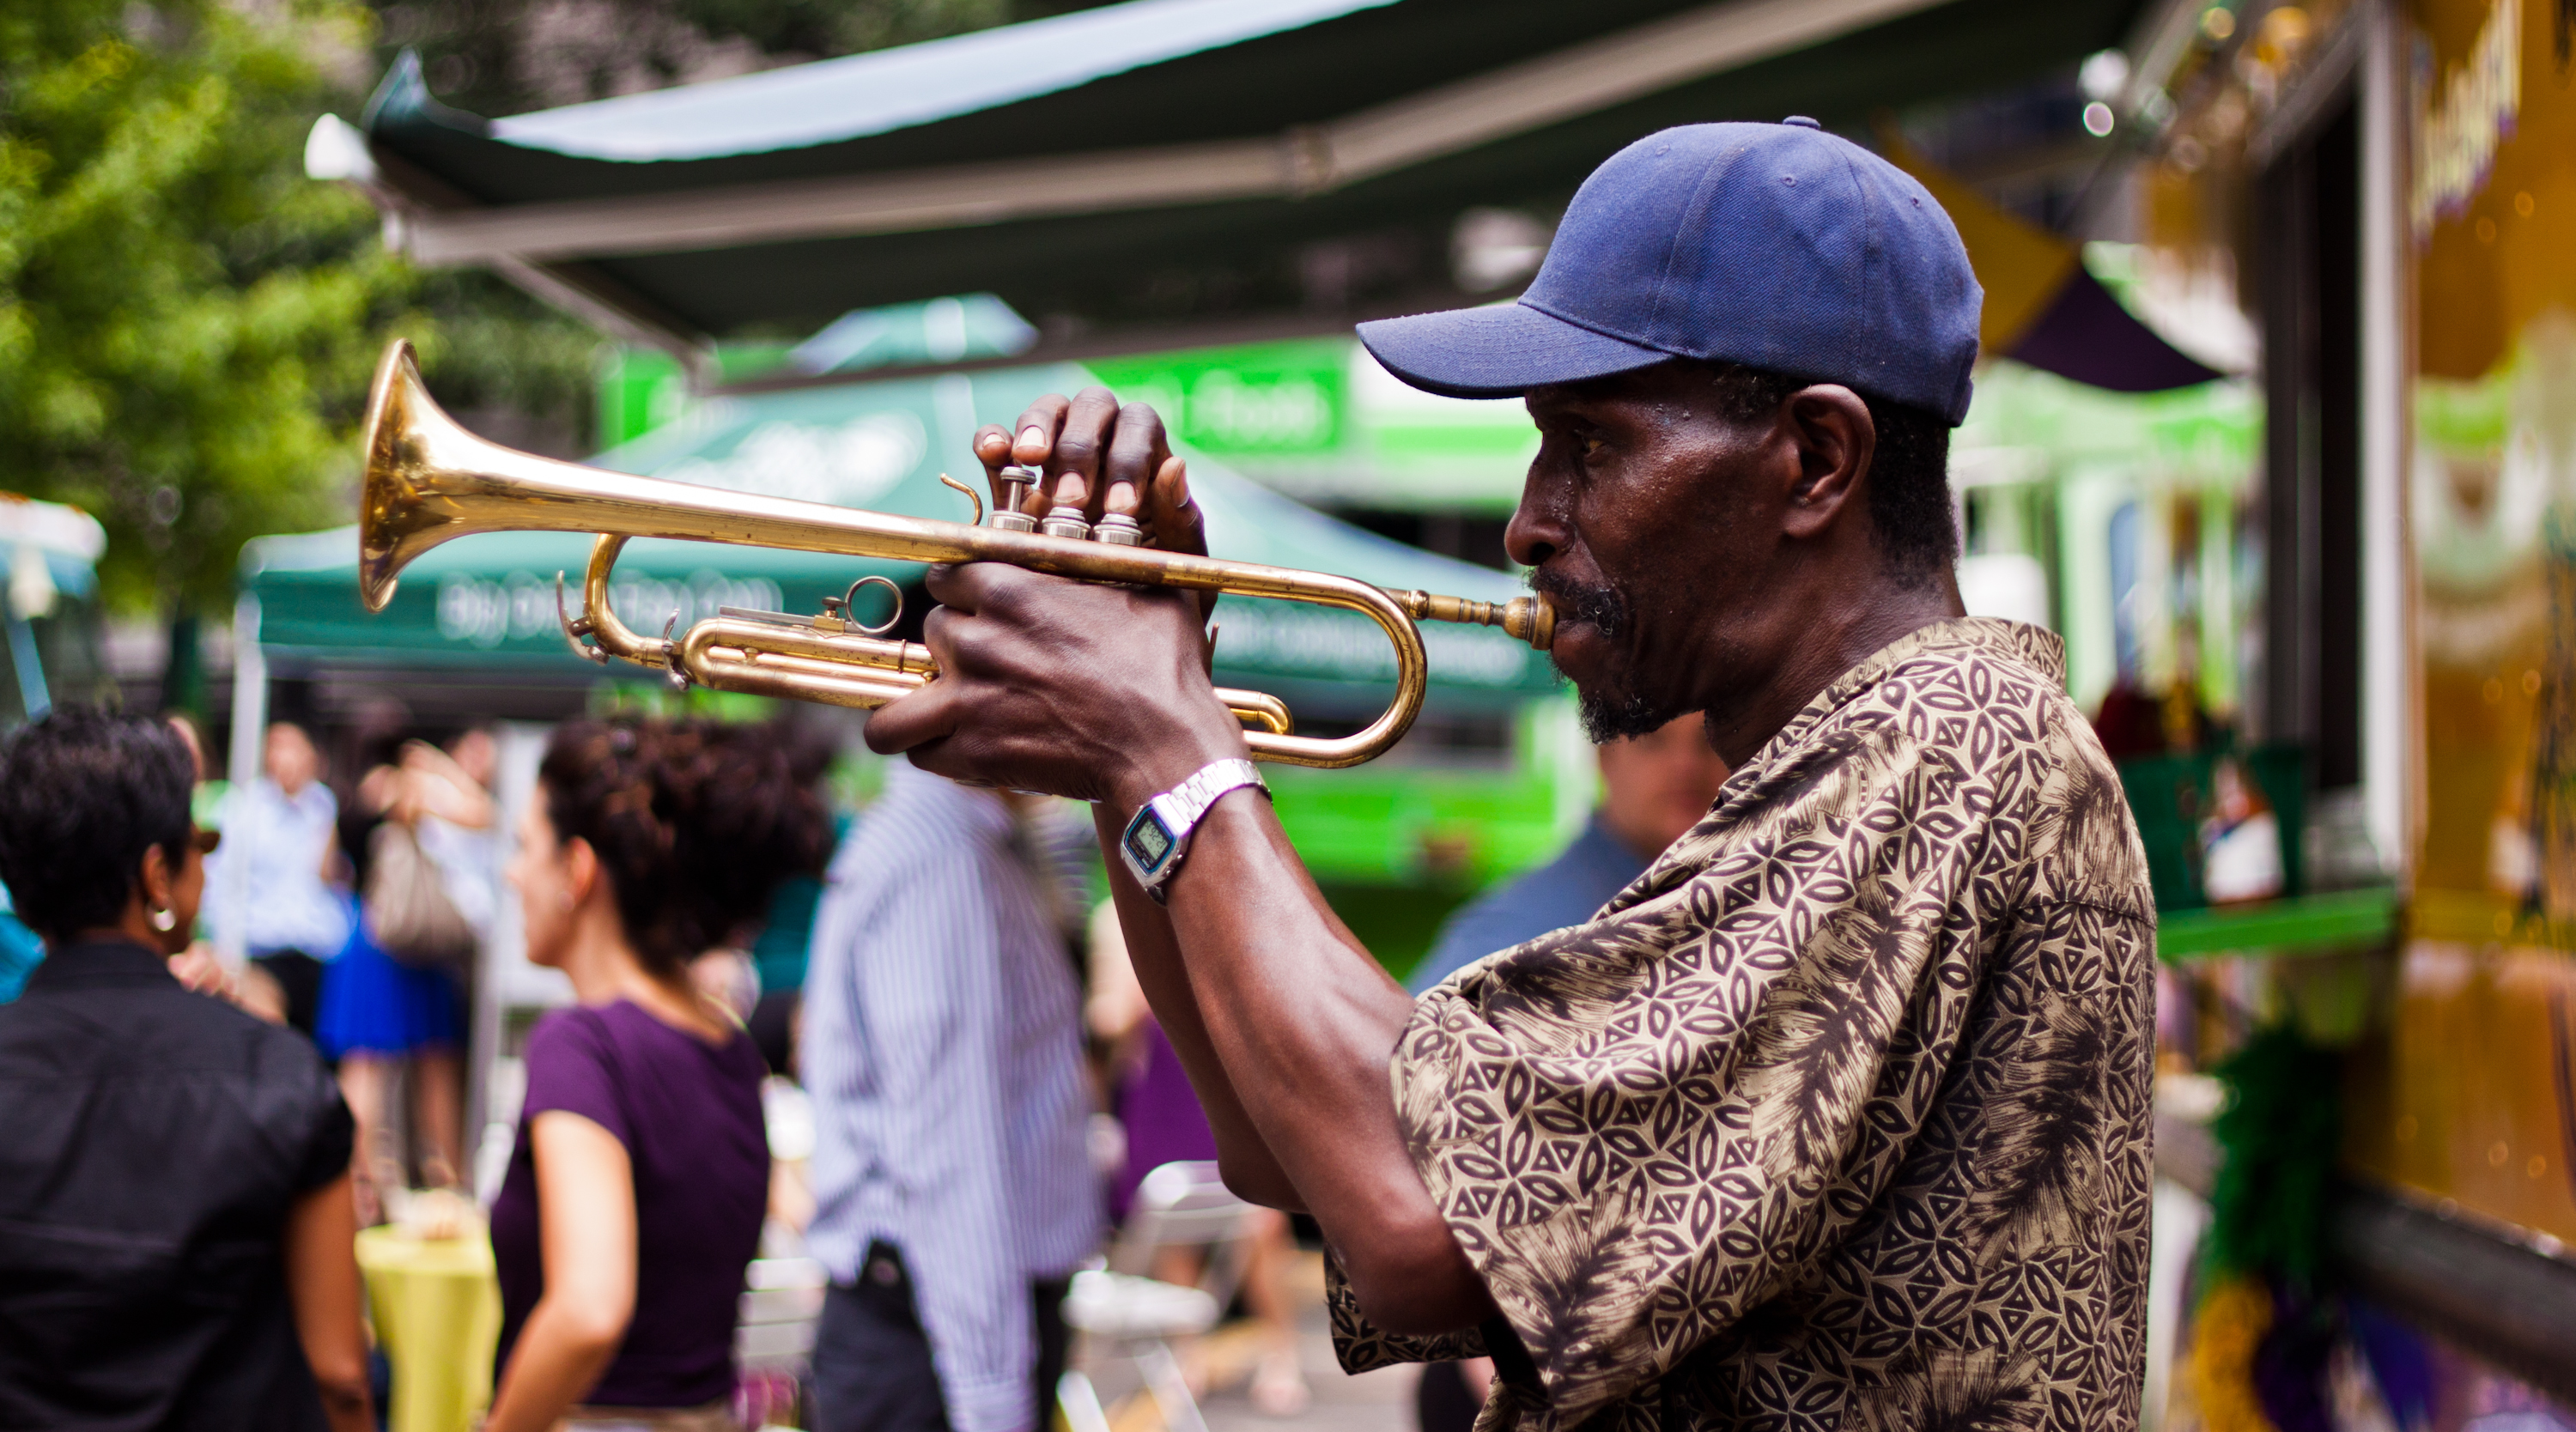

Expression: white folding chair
xmin=735 ymin=1255 xmax=828 ymax=1370
xmin=1057 ymin=1162 xmax=1254 ymax=1432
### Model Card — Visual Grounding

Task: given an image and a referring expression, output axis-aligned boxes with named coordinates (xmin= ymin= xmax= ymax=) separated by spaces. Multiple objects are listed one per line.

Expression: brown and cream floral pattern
xmin=1330 ymin=619 xmax=2157 ymax=1432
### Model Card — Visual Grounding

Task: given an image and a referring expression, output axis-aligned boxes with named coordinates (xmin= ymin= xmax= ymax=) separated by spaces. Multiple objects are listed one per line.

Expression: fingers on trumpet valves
xmin=1098 ymin=399 xmax=1166 ymax=531
xmin=994 ymin=389 xmax=1178 ymax=530
xmin=985 ymin=468 xmax=1128 ymax=546
xmin=998 ymin=393 xmax=1075 ymax=525
xmin=981 ymin=391 xmax=1191 ymax=556
xmin=1040 ymin=386 xmax=1120 ymax=518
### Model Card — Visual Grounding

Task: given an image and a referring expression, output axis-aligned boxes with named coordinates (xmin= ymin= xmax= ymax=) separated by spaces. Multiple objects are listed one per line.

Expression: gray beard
xmin=1533 ymin=571 xmax=1674 ymax=742
xmin=1574 ymin=682 xmax=1666 ymax=743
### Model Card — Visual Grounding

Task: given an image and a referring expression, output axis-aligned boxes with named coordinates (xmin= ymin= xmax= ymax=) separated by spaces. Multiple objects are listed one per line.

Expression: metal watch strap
xmin=1153 ymin=757 xmax=1266 ymax=834
xmin=1124 ymin=758 xmax=1268 ymax=901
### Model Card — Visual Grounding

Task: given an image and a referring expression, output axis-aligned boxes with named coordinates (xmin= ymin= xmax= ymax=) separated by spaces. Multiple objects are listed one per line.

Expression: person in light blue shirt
xmin=204 ymin=723 xmax=349 ymax=1039
xmin=1409 ymin=713 xmax=1733 ymax=996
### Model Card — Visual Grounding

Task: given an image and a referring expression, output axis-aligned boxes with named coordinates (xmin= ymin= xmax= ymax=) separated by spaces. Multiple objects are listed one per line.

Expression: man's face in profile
xmin=1512 ymin=362 xmax=1783 ymax=743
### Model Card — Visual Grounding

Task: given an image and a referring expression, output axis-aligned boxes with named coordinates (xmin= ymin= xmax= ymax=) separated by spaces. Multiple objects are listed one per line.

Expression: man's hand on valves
xmin=864 ymin=388 xmax=1242 ymax=810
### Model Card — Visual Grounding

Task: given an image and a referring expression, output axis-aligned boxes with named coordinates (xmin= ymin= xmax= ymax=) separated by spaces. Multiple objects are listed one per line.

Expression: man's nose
xmin=1504 ymin=497 xmax=1564 ymax=569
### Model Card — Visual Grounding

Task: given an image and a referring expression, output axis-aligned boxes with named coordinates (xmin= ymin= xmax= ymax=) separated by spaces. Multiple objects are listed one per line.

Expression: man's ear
xmin=1779 ymin=385 xmax=1875 ymax=539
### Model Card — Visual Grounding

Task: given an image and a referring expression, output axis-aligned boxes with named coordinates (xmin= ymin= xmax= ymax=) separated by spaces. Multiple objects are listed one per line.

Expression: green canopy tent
xmin=241 ymin=361 xmax=1558 ymax=719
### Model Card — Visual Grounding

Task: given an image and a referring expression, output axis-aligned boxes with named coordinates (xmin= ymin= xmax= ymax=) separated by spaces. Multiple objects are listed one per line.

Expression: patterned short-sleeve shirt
xmin=1331 ymin=618 xmax=2158 ymax=1432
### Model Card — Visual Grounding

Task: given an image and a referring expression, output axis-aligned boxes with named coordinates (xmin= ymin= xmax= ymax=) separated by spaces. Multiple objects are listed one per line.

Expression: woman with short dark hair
xmin=0 ymin=705 xmax=372 ymax=1431
xmin=484 ymin=715 xmax=827 ymax=1432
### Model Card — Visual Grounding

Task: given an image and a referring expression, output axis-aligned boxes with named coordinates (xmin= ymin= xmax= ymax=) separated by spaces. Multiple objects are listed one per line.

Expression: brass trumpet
xmin=356 ymin=339 xmax=1554 ymax=768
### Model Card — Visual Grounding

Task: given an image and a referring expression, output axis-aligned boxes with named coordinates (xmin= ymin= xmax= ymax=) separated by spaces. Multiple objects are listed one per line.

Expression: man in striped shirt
xmin=801 ymin=762 xmax=1097 ymax=1432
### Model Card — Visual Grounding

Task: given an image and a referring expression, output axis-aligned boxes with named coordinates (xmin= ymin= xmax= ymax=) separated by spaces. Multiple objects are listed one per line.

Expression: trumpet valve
xmin=1094 ymin=513 xmax=1144 ymax=546
xmin=991 ymin=467 xmax=1040 ymax=533
xmin=1040 ymin=506 xmax=1092 ymax=542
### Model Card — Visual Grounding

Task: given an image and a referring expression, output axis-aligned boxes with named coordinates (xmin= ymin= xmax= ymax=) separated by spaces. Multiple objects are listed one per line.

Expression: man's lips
xmin=1542 ymin=616 xmax=1613 ymax=683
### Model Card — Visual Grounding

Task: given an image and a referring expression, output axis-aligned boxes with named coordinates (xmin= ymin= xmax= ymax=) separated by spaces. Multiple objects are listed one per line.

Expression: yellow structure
xmin=355 ymin=1226 xmax=502 ymax=1432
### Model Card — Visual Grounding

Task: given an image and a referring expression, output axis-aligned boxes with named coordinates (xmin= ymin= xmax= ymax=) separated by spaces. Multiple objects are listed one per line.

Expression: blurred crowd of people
xmin=0 ymin=695 xmax=1730 ymax=1432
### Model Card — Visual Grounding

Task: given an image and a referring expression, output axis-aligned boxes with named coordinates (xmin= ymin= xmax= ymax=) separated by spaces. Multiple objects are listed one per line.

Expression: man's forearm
xmin=1092 ymin=807 xmax=1302 ymax=1208
xmin=1102 ymin=786 xmax=1497 ymax=1334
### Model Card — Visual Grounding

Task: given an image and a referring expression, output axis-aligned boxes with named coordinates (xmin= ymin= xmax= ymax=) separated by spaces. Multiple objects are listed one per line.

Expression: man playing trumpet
xmin=867 ymin=120 xmax=2156 ymax=1431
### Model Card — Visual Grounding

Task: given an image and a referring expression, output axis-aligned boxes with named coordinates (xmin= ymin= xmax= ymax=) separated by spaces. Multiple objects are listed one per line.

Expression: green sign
xmin=1086 ymin=339 xmax=1349 ymax=456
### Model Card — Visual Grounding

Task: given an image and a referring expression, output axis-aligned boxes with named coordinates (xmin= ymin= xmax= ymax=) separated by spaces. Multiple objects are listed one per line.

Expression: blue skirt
xmin=316 ymin=901 xmax=463 ymax=1059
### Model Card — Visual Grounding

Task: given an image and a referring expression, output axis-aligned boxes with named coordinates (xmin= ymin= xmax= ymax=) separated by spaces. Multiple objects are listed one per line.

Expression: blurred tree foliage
xmin=0 ymin=0 xmax=400 ymax=620
xmin=0 ymin=0 xmax=1108 ymax=640
xmin=0 ymin=0 xmax=600 ymax=632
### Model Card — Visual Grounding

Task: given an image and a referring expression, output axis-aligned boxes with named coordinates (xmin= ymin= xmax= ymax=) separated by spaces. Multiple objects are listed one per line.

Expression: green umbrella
xmin=245 ymin=363 xmax=1558 ymax=713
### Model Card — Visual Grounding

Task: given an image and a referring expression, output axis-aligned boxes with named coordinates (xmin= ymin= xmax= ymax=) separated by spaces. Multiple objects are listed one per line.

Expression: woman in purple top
xmin=486 ymin=718 xmax=826 ymax=1431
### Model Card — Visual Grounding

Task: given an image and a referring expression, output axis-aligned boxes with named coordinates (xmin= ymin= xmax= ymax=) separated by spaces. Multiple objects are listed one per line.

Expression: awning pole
xmin=218 ymin=597 xmax=267 ymax=966
xmin=2358 ymin=0 xmax=2409 ymax=881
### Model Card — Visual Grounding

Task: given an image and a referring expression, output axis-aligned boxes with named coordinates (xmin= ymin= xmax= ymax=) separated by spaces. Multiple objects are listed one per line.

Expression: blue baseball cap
xmin=1358 ymin=120 xmax=1984 ymax=425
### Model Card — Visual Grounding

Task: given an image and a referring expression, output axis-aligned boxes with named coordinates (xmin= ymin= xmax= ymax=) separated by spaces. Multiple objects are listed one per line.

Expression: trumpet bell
xmin=360 ymin=340 xmax=462 ymax=612
xmin=358 ymin=342 xmax=422 ymax=612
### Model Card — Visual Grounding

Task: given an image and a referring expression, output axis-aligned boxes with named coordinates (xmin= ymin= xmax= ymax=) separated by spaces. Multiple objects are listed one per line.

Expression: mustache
xmin=1530 ymin=567 xmax=1662 ymax=742
xmin=1530 ymin=567 xmax=1628 ymax=640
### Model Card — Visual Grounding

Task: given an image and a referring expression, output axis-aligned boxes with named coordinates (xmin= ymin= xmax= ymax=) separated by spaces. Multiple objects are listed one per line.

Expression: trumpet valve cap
xmin=992 ymin=467 xmax=1040 ymax=530
xmin=1094 ymin=513 xmax=1144 ymax=546
xmin=1041 ymin=506 xmax=1093 ymax=542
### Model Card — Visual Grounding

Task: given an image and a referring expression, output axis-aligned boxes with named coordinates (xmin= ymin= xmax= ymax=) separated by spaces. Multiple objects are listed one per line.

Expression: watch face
xmin=1126 ymin=811 xmax=1176 ymax=870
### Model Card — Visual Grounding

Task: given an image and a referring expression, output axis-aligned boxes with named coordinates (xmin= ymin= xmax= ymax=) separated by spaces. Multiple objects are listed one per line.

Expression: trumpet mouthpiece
xmin=1387 ymin=590 xmax=1555 ymax=651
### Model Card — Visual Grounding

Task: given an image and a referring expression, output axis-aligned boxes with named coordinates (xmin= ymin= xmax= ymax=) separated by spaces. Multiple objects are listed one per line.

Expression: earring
xmin=149 ymin=907 xmax=177 ymax=933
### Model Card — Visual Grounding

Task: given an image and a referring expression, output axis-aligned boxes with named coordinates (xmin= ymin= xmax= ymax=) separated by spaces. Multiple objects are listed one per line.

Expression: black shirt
xmin=0 ymin=939 xmax=355 ymax=1431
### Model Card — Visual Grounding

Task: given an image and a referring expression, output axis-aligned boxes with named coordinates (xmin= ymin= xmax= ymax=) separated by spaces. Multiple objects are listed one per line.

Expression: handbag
xmin=365 ymin=822 xmax=476 ymax=968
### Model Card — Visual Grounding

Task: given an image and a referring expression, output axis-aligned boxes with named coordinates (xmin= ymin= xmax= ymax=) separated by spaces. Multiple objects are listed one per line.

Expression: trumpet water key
xmin=357 ymin=339 xmax=1553 ymax=768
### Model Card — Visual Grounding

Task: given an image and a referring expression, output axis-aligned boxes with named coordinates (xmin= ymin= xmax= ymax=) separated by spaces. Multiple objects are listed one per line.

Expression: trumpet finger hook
xmin=938 ymin=472 xmax=985 ymax=528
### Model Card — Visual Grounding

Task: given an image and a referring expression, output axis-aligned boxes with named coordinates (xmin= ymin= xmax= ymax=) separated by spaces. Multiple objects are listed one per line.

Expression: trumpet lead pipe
xmin=1385 ymin=590 xmax=1556 ymax=652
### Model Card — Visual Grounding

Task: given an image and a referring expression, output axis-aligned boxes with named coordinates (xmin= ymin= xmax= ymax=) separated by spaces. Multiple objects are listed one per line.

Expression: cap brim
xmin=1357 ymin=303 xmax=1674 ymax=398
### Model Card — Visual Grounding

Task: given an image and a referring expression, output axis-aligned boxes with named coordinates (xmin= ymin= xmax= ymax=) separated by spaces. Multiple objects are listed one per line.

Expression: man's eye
xmin=1580 ymin=435 xmax=1611 ymax=462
